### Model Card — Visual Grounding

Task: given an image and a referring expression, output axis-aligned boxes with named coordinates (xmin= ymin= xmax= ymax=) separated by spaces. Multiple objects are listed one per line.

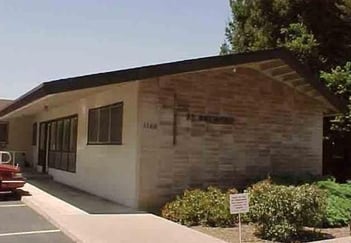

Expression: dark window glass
xmin=46 ymin=115 xmax=77 ymax=173
xmin=110 ymin=104 xmax=123 ymax=143
xmin=68 ymin=153 xmax=76 ymax=172
xmin=39 ymin=124 xmax=46 ymax=150
xmin=0 ymin=122 xmax=8 ymax=144
xmin=61 ymin=152 xmax=68 ymax=170
xmin=55 ymin=152 xmax=61 ymax=169
xmin=62 ymin=119 xmax=70 ymax=151
xmin=87 ymin=102 xmax=123 ymax=145
xmin=48 ymin=151 xmax=55 ymax=168
xmin=70 ymin=118 xmax=78 ymax=152
xmin=88 ymin=109 xmax=99 ymax=143
xmin=50 ymin=122 xmax=57 ymax=151
xmin=98 ymin=108 xmax=110 ymax=142
xmin=56 ymin=120 xmax=63 ymax=151
xmin=38 ymin=123 xmax=47 ymax=166
xmin=32 ymin=123 xmax=37 ymax=145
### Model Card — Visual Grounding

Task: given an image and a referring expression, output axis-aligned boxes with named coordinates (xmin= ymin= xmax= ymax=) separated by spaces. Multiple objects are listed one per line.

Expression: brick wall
xmin=137 ymin=67 xmax=324 ymax=209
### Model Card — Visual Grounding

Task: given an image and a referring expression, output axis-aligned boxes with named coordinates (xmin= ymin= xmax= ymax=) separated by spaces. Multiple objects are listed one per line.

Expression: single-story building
xmin=0 ymin=48 xmax=345 ymax=209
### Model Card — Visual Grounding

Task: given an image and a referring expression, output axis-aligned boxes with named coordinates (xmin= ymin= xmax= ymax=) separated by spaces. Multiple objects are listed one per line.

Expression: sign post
xmin=229 ymin=193 xmax=249 ymax=243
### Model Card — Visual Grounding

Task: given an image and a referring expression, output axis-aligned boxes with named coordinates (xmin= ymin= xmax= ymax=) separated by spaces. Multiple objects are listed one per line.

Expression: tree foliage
xmin=221 ymin=0 xmax=351 ymax=132
xmin=222 ymin=0 xmax=351 ymax=72
xmin=321 ymin=63 xmax=351 ymax=132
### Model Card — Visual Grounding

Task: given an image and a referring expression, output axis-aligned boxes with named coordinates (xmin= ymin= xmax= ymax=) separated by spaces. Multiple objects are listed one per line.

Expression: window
xmin=88 ymin=102 xmax=123 ymax=145
xmin=47 ymin=115 xmax=78 ymax=173
xmin=0 ymin=122 xmax=8 ymax=144
xmin=32 ymin=123 xmax=37 ymax=145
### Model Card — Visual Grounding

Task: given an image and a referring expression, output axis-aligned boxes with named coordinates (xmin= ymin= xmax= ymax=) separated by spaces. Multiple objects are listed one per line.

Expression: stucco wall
xmin=5 ymin=116 xmax=34 ymax=165
xmin=137 ymin=67 xmax=325 ymax=209
xmin=32 ymin=81 xmax=140 ymax=208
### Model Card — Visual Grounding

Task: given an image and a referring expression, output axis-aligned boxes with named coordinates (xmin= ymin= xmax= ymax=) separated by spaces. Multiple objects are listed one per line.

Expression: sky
xmin=0 ymin=1 xmax=230 ymax=99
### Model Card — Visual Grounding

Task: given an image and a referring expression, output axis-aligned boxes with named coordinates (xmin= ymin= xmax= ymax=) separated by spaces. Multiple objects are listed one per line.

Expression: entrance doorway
xmin=38 ymin=122 xmax=49 ymax=173
xmin=38 ymin=115 xmax=78 ymax=174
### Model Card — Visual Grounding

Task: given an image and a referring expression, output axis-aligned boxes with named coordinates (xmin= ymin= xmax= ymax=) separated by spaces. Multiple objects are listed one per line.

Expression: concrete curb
xmin=21 ymin=183 xmax=85 ymax=243
xmin=22 ymin=196 xmax=81 ymax=243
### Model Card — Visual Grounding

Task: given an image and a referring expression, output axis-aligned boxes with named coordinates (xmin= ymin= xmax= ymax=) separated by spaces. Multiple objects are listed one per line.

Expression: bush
xmin=247 ymin=180 xmax=327 ymax=242
xmin=246 ymin=173 xmax=333 ymax=188
xmin=316 ymin=179 xmax=351 ymax=227
xmin=161 ymin=187 xmax=236 ymax=227
xmin=269 ymin=174 xmax=332 ymax=186
xmin=249 ymin=174 xmax=351 ymax=228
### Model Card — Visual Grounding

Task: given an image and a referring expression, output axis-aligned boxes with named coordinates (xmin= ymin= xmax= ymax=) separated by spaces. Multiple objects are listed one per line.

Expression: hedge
xmin=247 ymin=180 xmax=327 ymax=241
xmin=162 ymin=187 xmax=236 ymax=227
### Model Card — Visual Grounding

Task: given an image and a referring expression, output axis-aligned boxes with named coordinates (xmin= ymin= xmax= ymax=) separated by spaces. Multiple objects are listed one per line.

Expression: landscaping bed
xmin=161 ymin=175 xmax=351 ymax=242
xmin=192 ymin=225 xmax=350 ymax=243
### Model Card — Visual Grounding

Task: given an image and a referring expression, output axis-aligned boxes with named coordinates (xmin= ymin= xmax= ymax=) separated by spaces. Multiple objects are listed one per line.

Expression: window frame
xmin=87 ymin=102 xmax=123 ymax=145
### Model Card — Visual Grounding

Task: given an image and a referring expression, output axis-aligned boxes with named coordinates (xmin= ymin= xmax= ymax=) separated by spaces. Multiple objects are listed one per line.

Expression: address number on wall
xmin=143 ymin=122 xmax=158 ymax=129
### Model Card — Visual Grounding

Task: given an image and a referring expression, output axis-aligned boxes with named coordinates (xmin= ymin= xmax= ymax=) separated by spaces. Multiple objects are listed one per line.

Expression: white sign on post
xmin=229 ymin=193 xmax=249 ymax=243
xmin=230 ymin=193 xmax=249 ymax=214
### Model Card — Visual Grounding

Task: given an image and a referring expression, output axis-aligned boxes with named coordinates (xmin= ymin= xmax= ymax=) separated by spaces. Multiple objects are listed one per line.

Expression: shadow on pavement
xmin=28 ymin=178 xmax=144 ymax=215
xmin=0 ymin=189 xmax=30 ymax=201
xmin=291 ymin=229 xmax=335 ymax=242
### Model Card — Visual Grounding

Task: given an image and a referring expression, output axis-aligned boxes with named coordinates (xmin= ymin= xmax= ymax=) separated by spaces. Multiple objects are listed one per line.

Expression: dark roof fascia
xmin=277 ymin=49 xmax=348 ymax=113
xmin=45 ymin=48 xmax=285 ymax=93
xmin=0 ymin=48 xmax=346 ymax=117
xmin=0 ymin=84 xmax=47 ymax=117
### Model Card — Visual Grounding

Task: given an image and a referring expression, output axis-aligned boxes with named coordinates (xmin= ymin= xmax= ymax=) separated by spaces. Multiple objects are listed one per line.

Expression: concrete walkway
xmin=21 ymin=179 xmax=225 ymax=243
xmin=27 ymin=178 xmax=139 ymax=214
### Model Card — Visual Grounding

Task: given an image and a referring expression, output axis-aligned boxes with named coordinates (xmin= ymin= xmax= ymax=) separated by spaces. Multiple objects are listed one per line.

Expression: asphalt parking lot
xmin=0 ymin=195 xmax=73 ymax=243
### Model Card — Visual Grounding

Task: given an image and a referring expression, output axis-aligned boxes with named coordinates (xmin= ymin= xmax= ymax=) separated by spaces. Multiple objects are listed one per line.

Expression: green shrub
xmin=249 ymin=175 xmax=351 ymax=228
xmin=316 ymin=179 xmax=351 ymax=227
xmin=161 ymin=187 xmax=236 ymax=227
xmin=245 ymin=173 xmax=333 ymax=187
xmin=247 ymin=180 xmax=327 ymax=242
xmin=269 ymin=174 xmax=333 ymax=186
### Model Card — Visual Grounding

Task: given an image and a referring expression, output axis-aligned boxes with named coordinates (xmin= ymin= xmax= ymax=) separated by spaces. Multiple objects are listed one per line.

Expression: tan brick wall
xmin=137 ymin=67 xmax=324 ymax=209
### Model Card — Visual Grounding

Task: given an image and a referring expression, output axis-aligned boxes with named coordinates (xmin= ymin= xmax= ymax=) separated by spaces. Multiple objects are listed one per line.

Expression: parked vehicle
xmin=0 ymin=164 xmax=25 ymax=191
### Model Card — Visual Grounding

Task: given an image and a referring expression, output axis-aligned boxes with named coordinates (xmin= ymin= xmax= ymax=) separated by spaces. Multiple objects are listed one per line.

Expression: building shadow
xmin=27 ymin=178 xmax=145 ymax=215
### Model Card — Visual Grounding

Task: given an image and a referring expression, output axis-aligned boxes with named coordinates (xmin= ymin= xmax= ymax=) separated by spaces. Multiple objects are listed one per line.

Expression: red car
xmin=0 ymin=164 xmax=25 ymax=191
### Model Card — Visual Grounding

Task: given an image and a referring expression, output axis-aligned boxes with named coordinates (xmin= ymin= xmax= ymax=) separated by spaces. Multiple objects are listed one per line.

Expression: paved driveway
xmin=0 ymin=198 xmax=73 ymax=243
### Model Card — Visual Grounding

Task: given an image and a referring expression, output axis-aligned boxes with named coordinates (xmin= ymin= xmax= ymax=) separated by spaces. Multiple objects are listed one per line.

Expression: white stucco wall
xmin=5 ymin=116 xmax=34 ymax=165
xmin=31 ymin=81 xmax=140 ymax=208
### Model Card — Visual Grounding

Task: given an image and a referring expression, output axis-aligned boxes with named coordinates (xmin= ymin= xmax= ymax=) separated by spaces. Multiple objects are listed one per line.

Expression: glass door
xmin=38 ymin=122 xmax=48 ymax=173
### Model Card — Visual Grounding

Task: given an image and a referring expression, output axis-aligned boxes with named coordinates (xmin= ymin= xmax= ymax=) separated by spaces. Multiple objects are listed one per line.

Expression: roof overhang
xmin=0 ymin=99 xmax=13 ymax=111
xmin=0 ymin=48 xmax=347 ymax=119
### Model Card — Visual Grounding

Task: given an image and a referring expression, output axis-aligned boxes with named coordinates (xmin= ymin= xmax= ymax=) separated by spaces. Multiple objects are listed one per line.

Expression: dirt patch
xmin=192 ymin=224 xmax=350 ymax=243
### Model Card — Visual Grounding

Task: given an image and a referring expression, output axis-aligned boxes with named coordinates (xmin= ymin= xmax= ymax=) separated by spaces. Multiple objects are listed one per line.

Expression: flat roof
xmin=0 ymin=48 xmax=346 ymax=117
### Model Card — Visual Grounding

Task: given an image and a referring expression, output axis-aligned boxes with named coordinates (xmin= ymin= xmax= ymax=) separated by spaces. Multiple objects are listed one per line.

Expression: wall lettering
xmin=186 ymin=113 xmax=234 ymax=124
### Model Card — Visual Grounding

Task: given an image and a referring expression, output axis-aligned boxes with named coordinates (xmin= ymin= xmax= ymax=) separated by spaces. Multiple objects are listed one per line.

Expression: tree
xmin=321 ymin=62 xmax=351 ymax=133
xmin=222 ymin=0 xmax=351 ymax=72
xmin=221 ymin=0 xmax=351 ymax=133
